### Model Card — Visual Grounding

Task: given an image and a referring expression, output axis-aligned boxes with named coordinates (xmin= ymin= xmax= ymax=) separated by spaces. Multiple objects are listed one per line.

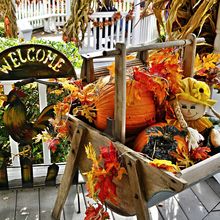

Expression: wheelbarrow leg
xmin=124 ymin=153 xmax=150 ymax=220
xmin=52 ymin=125 xmax=86 ymax=220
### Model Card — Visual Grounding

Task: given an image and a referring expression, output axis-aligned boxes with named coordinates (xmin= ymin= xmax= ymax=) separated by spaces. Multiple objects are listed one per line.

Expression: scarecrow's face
xmin=179 ymin=99 xmax=206 ymax=121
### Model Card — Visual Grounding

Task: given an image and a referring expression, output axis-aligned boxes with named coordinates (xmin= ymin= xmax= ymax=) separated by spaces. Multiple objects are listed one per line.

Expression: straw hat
xmin=176 ymin=77 xmax=216 ymax=107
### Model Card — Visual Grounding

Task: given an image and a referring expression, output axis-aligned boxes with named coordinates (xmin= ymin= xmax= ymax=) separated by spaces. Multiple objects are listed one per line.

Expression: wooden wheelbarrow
xmin=52 ymin=34 xmax=220 ymax=219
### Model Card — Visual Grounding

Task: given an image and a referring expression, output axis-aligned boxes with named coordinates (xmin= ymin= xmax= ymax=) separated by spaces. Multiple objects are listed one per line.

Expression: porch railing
xmin=80 ymin=12 xmax=158 ymax=53
xmin=114 ymin=0 xmax=134 ymax=12
xmin=80 ymin=11 xmax=134 ymax=53
xmin=15 ymin=0 xmax=134 ymax=30
xmin=15 ymin=0 xmax=67 ymax=30
xmin=15 ymin=0 xmax=158 ymax=49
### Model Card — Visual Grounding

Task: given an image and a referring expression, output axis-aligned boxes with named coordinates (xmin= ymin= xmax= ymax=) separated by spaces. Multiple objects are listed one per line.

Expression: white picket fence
xmin=16 ymin=0 xmax=67 ymax=30
xmin=114 ymin=0 xmax=134 ymax=12
xmin=15 ymin=0 xmax=158 ymax=50
xmin=80 ymin=12 xmax=158 ymax=53
xmin=15 ymin=0 xmax=133 ymax=31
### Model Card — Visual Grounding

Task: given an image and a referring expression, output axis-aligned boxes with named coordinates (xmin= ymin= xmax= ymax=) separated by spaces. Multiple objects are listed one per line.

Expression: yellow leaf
xmin=85 ymin=142 xmax=99 ymax=166
xmin=194 ymin=54 xmax=203 ymax=71
xmin=83 ymin=171 xmax=97 ymax=200
xmin=62 ymin=81 xmax=79 ymax=93
xmin=107 ymin=62 xmax=116 ymax=77
xmin=49 ymin=89 xmax=64 ymax=95
xmin=149 ymin=159 xmax=180 ymax=173
xmin=33 ymin=130 xmax=52 ymax=143
xmin=107 ymin=55 xmax=136 ymax=77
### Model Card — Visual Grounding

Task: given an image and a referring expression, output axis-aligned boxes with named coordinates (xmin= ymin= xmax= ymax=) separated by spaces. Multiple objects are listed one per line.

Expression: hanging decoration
xmin=92 ymin=11 xmax=123 ymax=28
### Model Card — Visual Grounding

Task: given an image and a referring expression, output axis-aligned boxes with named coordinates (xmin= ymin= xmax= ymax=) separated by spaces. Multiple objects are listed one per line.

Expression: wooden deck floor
xmin=1 ymin=176 xmax=220 ymax=220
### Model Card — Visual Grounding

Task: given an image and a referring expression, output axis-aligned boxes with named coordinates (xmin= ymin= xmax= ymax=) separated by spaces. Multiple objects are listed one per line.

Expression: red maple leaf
xmin=85 ymin=142 xmax=127 ymax=206
xmin=48 ymin=138 xmax=60 ymax=153
xmin=149 ymin=63 xmax=166 ymax=75
xmin=191 ymin=147 xmax=211 ymax=161
xmin=84 ymin=203 xmax=110 ymax=220
xmin=95 ymin=175 xmax=118 ymax=204
xmin=100 ymin=142 xmax=118 ymax=167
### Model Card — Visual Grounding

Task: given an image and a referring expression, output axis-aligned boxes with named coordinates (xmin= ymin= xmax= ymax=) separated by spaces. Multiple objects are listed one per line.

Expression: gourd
xmin=134 ymin=123 xmax=188 ymax=162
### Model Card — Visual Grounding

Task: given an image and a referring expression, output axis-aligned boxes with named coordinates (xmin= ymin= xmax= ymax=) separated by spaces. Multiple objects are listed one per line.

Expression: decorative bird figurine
xmin=2 ymin=88 xmax=55 ymax=148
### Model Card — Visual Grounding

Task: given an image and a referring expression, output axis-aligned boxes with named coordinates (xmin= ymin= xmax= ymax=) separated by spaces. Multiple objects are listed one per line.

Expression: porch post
xmin=66 ymin=0 xmax=71 ymax=19
xmin=42 ymin=0 xmax=48 ymax=14
xmin=38 ymin=83 xmax=51 ymax=165
xmin=214 ymin=3 xmax=220 ymax=53
xmin=132 ymin=0 xmax=140 ymax=46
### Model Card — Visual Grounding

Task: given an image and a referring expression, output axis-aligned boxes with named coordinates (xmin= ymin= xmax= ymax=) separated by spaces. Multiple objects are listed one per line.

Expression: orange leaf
xmin=116 ymin=167 xmax=127 ymax=180
xmin=170 ymin=142 xmax=194 ymax=168
xmin=191 ymin=147 xmax=211 ymax=161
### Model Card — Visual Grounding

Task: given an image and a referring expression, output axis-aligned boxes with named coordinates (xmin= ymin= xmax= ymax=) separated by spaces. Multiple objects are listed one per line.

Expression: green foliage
xmin=0 ymin=22 xmax=4 ymax=38
xmin=51 ymin=138 xmax=71 ymax=163
xmin=0 ymin=37 xmax=82 ymax=164
xmin=0 ymin=37 xmax=83 ymax=68
xmin=0 ymin=38 xmax=19 ymax=52
xmin=0 ymin=109 xmax=10 ymax=150
xmin=31 ymin=38 xmax=82 ymax=69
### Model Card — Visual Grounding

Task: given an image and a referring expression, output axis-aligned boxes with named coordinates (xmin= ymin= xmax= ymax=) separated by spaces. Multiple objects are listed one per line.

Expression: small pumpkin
xmin=134 ymin=123 xmax=188 ymax=162
xmin=94 ymin=81 xmax=156 ymax=134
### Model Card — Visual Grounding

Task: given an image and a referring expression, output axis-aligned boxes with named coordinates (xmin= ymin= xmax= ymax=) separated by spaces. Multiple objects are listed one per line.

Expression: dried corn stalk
xmin=177 ymin=0 xmax=218 ymax=39
xmin=63 ymin=0 xmax=113 ymax=47
xmin=143 ymin=0 xmax=218 ymax=50
xmin=0 ymin=0 xmax=18 ymax=38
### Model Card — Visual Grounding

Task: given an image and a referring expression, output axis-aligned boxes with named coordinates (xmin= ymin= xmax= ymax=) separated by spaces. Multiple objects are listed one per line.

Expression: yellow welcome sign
xmin=0 ymin=44 xmax=77 ymax=80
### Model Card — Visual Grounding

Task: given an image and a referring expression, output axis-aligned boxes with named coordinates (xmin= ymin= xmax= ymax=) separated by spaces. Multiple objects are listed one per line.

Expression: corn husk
xmin=0 ymin=0 xmax=18 ymax=38
xmin=142 ymin=0 xmax=218 ymax=51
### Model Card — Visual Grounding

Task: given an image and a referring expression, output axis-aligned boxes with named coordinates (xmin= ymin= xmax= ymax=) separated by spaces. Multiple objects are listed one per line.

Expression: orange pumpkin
xmin=134 ymin=123 xmax=188 ymax=162
xmin=94 ymin=83 xmax=115 ymax=131
xmin=94 ymin=81 xmax=156 ymax=134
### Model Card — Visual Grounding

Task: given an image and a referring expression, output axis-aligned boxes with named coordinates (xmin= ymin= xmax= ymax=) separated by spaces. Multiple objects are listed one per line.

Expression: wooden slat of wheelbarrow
xmin=52 ymin=124 xmax=87 ymax=220
xmin=180 ymin=153 xmax=220 ymax=186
